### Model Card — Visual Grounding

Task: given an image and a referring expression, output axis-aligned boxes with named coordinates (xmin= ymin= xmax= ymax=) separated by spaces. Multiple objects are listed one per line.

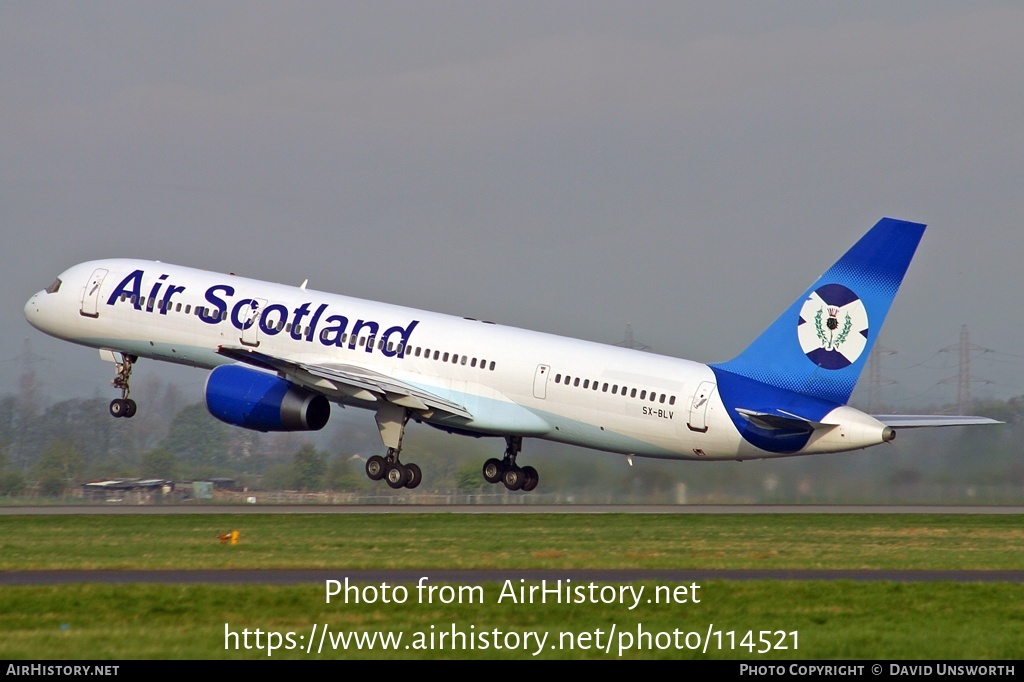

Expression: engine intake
xmin=205 ymin=364 xmax=330 ymax=432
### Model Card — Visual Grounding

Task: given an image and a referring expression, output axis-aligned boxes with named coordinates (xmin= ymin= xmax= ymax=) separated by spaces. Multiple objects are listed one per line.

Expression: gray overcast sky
xmin=3 ymin=1 xmax=1023 ymax=411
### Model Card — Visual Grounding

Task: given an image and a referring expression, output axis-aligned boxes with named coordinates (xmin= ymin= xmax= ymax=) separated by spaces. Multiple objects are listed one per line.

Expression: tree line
xmin=1 ymin=370 xmax=1021 ymax=502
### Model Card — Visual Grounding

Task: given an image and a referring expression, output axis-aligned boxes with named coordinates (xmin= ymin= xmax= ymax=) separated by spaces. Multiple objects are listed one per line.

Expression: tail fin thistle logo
xmin=797 ymin=284 xmax=868 ymax=369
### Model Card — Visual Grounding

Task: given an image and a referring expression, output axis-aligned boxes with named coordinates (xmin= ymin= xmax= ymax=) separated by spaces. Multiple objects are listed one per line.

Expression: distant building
xmin=81 ymin=479 xmax=172 ymax=504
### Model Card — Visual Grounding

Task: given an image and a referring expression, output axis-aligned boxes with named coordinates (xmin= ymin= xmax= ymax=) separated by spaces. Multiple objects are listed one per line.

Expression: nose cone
xmin=24 ymin=292 xmax=44 ymax=330
xmin=24 ymin=290 xmax=60 ymax=337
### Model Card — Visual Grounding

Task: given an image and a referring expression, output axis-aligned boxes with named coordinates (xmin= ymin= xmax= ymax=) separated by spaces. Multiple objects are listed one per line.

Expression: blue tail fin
xmin=711 ymin=217 xmax=926 ymax=405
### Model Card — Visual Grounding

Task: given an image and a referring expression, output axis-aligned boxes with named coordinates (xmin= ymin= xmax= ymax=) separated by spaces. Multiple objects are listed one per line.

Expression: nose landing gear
xmin=108 ymin=353 xmax=138 ymax=419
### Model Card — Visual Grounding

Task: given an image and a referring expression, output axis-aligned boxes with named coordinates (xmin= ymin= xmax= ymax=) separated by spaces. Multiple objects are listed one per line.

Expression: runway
xmin=2 ymin=504 xmax=1023 ymax=515
xmin=4 ymin=568 xmax=1024 ymax=585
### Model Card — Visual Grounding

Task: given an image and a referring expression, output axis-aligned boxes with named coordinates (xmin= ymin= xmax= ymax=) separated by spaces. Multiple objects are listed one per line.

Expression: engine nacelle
xmin=205 ymin=364 xmax=330 ymax=432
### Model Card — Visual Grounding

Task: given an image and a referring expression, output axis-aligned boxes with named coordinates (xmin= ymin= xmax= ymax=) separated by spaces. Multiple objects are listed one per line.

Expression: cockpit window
xmin=45 ymin=278 xmax=62 ymax=294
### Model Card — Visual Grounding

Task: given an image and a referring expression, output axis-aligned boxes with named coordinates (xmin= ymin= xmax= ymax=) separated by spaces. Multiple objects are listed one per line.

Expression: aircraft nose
xmin=24 ymin=292 xmax=47 ymax=332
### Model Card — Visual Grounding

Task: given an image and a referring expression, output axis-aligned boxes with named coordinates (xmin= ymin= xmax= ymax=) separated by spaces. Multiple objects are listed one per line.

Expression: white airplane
xmin=24 ymin=218 xmax=998 ymax=491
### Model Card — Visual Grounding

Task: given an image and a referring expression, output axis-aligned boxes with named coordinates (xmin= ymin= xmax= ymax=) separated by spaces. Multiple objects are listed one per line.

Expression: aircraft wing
xmin=216 ymin=345 xmax=473 ymax=420
xmin=873 ymin=414 xmax=1003 ymax=428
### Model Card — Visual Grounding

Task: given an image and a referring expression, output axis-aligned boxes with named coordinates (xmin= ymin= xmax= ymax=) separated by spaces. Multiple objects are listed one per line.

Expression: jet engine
xmin=205 ymin=364 xmax=330 ymax=432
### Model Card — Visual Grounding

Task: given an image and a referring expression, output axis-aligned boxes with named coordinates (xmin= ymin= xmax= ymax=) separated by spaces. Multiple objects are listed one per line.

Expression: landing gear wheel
xmin=404 ymin=463 xmax=422 ymax=489
xmin=484 ymin=437 xmax=537 ymax=492
xmin=502 ymin=466 xmax=525 ymax=491
xmin=482 ymin=458 xmax=504 ymax=484
xmin=109 ymin=399 xmax=126 ymax=418
xmin=521 ymin=466 xmax=539 ymax=492
xmin=365 ymin=455 xmax=386 ymax=481
xmin=123 ymin=399 xmax=137 ymax=419
xmin=385 ymin=462 xmax=409 ymax=489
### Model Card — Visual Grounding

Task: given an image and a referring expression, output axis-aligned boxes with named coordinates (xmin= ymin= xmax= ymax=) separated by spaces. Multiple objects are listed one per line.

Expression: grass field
xmin=1 ymin=513 xmax=1022 ymax=659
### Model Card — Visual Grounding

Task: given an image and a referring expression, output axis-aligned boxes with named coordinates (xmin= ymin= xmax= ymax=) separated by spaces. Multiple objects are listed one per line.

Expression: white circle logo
xmin=797 ymin=284 xmax=869 ymax=370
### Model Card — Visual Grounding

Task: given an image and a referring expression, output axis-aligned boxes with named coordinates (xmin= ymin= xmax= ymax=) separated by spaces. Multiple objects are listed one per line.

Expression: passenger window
xmin=640 ymin=390 xmax=647 ymax=400
xmin=473 ymin=358 xmax=479 ymax=368
xmin=669 ymin=396 xmax=676 ymax=405
xmin=583 ymin=379 xmax=589 ymax=389
xmin=443 ymin=352 xmax=450 ymax=362
xmin=185 ymin=305 xmax=191 ymax=314
xmin=659 ymin=394 xmax=666 ymax=404
xmin=573 ymin=378 xmax=580 ymax=387
xmin=434 ymin=351 xmax=440 ymax=360
xmin=461 ymin=356 xmax=467 ymax=365
xmin=489 ymin=361 xmax=495 ymax=371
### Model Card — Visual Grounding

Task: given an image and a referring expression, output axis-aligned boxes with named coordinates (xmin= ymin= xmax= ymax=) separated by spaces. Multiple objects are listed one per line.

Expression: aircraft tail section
xmin=712 ymin=217 xmax=926 ymax=405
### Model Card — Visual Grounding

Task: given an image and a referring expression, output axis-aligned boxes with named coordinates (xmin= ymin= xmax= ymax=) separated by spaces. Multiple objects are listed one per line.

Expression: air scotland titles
xmin=105 ymin=269 xmax=419 ymax=358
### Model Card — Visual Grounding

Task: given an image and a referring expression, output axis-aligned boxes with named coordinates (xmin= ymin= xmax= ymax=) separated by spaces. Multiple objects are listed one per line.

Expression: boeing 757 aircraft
xmin=24 ymin=218 xmax=998 ymax=491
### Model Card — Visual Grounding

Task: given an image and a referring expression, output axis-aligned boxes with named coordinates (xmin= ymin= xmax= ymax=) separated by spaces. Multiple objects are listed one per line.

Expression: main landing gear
xmin=362 ymin=406 xmax=539 ymax=493
xmin=482 ymin=436 xmax=538 ymax=491
xmin=108 ymin=353 xmax=138 ymax=419
xmin=365 ymin=448 xmax=422 ymax=490
xmin=365 ymin=403 xmax=422 ymax=489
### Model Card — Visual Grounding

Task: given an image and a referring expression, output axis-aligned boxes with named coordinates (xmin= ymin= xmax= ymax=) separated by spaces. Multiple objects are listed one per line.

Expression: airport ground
xmin=0 ymin=508 xmax=1021 ymax=659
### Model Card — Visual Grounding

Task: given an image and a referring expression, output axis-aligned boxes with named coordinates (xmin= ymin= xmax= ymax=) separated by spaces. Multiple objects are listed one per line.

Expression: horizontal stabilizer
xmin=874 ymin=414 xmax=1003 ymax=428
xmin=735 ymin=408 xmax=827 ymax=433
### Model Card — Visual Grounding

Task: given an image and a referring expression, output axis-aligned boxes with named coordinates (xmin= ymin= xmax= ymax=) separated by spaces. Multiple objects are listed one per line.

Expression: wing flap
xmin=217 ymin=346 xmax=473 ymax=420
